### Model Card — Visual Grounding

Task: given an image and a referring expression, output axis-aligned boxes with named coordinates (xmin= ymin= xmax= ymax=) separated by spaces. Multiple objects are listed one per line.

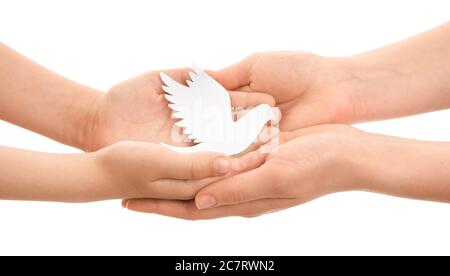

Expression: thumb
xmin=156 ymin=149 xmax=232 ymax=180
xmin=194 ymin=165 xmax=277 ymax=209
xmin=208 ymin=55 xmax=256 ymax=90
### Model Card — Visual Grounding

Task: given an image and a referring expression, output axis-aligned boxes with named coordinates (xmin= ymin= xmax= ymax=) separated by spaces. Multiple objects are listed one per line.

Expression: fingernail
xmin=214 ymin=157 xmax=231 ymax=174
xmin=196 ymin=195 xmax=217 ymax=209
xmin=122 ymin=199 xmax=129 ymax=209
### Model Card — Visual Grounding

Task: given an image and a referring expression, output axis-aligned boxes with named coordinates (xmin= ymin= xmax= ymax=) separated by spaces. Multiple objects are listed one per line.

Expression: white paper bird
xmin=160 ymin=66 xmax=275 ymax=156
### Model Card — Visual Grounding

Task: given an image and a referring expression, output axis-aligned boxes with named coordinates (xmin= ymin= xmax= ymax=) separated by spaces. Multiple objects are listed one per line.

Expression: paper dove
xmin=160 ymin=66 xmax=275 ymax=156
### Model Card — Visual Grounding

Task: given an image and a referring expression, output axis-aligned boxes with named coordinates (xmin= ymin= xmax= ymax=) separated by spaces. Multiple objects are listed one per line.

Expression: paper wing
xmin=160 ymin=66 xmax=233 ymax=143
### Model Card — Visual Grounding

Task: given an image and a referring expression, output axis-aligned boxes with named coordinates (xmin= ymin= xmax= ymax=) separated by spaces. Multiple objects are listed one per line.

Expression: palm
xmin=275 ymin=88 xmax=352 ymax=131
xmin=86 ymin=70 xmax=189 ymax=151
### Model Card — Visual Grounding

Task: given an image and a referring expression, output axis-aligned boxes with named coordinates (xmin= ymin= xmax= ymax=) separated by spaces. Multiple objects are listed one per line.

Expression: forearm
xmin=349 ymin=22 xmax=450 ymax=121
xmin=352 ymin=134 xmax=450 ymax=202
xmin=0 ymin=43 xmax=101 ymax=150
xmin=0 ymin=146 xmax=111 ymax=202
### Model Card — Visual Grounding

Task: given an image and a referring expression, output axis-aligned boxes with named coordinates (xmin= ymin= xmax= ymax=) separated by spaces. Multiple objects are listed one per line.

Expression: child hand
xmin=91 ymin=141 xmax=233 ymax=201
xmin=0 ymin=142 xmax=239 ymax=202
xmin=84 ymin=69 xmax=275 ymax=151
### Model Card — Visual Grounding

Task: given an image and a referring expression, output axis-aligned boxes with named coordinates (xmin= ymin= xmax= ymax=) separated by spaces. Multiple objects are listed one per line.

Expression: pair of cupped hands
xmin=89 ymin=52 xmax=369 ymax=219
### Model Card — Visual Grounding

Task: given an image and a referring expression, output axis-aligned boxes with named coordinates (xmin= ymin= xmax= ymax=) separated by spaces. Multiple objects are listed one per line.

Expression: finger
xmin=235 ymin=125 xmax=280 ymax=159
xmin=229 ymin=107 xmax=280 ymax=159
xmin=278 ymin=100 xmax=341 ymax=131
xmin=157 ymin=68 xmax=275 ymax=109
xmin=155 ymin=148 xmax=231 ymax=180
xmin=255 ymin=125 xmax=281 ymax=154
xmin=235 ymin=85 xmax=253 ymax=92
xmin=209 ymin=55 xmax=256 ymax=90
xmin=160 ymin=68 xmax=273 ymax=106
xmin=142 ymin=175 xmax=225 ymax=200
xmin=159 ymin=67 xmax=255 ymax=92
xmin=142 ymin=150 xmax=269 ymax=200
xmin=124 ymin=198 xmax=294 ymax=220
xmin=229 ymin=146 xmax=268 ymax=172
xmin=229 ymin=91 xmax=275 ymax=108
xmin=269 ymin=107 xmax=282 ymax=126
xmin=279 ymin=124 xmax=353 ymax=146
xmin=232 ymin=107 xmax=281 ymax=125
xmin=253 ymin=125 xmax=280 ymax=150
xmin=195 ymin=163 xmax=279 ymax=209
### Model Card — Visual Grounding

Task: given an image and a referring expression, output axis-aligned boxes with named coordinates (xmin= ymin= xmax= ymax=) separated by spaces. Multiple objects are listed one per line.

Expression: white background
xmin=0 ymin=0 xmax=449 ymax=256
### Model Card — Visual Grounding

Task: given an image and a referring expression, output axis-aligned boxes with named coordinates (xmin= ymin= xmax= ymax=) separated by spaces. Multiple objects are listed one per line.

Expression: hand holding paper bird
xmin=160 ymin=67 xmax=275 ymax=156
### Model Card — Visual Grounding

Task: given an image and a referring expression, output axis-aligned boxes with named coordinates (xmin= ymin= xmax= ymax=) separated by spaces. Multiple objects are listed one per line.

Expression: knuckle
xmin=262 ymin=168 xmax=288 ymax=196
xmin=189 ymin=155 xmax=213 ymax=179
xmin=187 ymin=158 xmax=197 ymax=179
xmin=180 ymin=184 xmax=197 ymax=200
xmin=271 ymin=180 xmax=289 ymax=196
xmin=139 ymin=182 xmax=160 ymax=199
xmin=263 ymin=159 xmax=294 ymax=191
xmin=225 ymin=189 xmax=247 ymax=205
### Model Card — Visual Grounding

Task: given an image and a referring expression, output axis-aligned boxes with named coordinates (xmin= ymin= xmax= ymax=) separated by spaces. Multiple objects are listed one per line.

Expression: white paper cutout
xmin=160 ymin=66 xmax=275 ymax=156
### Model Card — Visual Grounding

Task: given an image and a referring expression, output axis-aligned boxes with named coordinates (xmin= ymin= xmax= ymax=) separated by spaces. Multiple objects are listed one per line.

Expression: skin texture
xmin=2 ymin=22 xmax=450 ymax=214
xmin=0 ymin=141 xmax=237 ymax=202
xmin=0 ymin=42 xmax=275 ymax=152
xmin=85 ymin=69 xmax=276 ymax=152
xmin=0 ymin=43 xmax=100 ymax=149
xmin=125 ymin=22 xmax=450 ymax=219
xmin=0 ymin=43 xmax=274 ymax=201
xmin=207 ymin=23 xmax=450 ymax=131
xmin=125 ymin=124 xmax=450 ymax=220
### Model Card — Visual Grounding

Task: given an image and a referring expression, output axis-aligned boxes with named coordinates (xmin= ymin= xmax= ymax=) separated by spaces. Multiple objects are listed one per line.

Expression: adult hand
xmin=210 ymin=52 xmax=363 ymax=131
xmin=124 ymin=123 xmax=450 ymax=219
xmin=123 ymin=125 xmax=363 ymax=218
xmin=212 ymin=40 xmax=450 ymax=131
xmin=84 ymin=69 xmax=275 ymax=151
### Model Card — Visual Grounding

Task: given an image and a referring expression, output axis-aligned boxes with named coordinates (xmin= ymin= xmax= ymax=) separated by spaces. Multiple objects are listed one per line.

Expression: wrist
xmin=319 ymin=56 xmax=406 ymax=124
xmin=83 ymin=148 xmax=130 ymax=201
xmin=64 ymin=152 xmax=112 ymax=202
xmin=78 ymin=87 xmax=103 ymax=152
xmin=90 ymin=143 xmax=148 ymax=199
xmin=370 ymin=141 xmax=450 ymax=202
xmin=54 ymin=83 xmax=103 ymax=152
xmin=325 ymin=127 xmax=373 ymax=192
xmin=55 ymin=151 xmax=125 ymax=202
xmin=345 ymin=132 xmax=450 ymax=202
xmin=348 ymin=51 xmax=450 ymax=121
xmin=310 ymin=56 xmax=384 ymax=124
